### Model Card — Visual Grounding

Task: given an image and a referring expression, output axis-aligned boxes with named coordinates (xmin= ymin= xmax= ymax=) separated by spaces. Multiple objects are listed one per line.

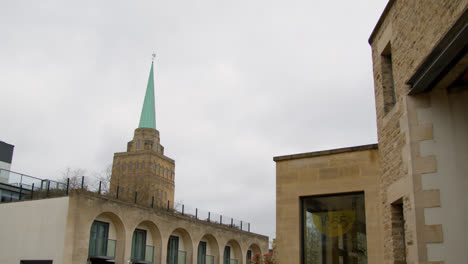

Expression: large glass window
xmin=198 ymin=241 xmax=207 ymax=264
xmin=131 ymin=229 xmax=147 ymax=262
xmin=223 ymin=246 xmax=230 ymax=264
xmin=246 ymin=250 xmax=252 ymax=263
xmin=302 ymin=192 xmax=367 ymax=264
xmin=167 ymin=235 xmax=179 ymax=264
xmin=89 ymin=221 xmax=109 ymax=257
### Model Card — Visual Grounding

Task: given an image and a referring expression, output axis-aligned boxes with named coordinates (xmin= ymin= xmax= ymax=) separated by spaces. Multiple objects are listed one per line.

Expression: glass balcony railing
xmin=178 ymin=251 xmax=186 ymax=264
xmin=206 ymin=255 xmax=215 ymax=264
xmin=88 ymin=238 xmax=116 ymax=259
xmin=132 ymin=245 xmax=154 ymax=263
xmin=144 ymin=245 xmax=154 ymax=263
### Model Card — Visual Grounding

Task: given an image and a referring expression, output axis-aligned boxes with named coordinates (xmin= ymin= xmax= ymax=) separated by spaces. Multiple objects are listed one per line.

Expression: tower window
xmin=123 ymin=163 xmax=126 ymax=170
xmin=157 ymin=164 xmax=160 ymax=174
xmin=129 ymin=162 xmax=132 ymax=169
xmin=155 ymin=144 xmax=158 ymax=152
xmin=142 ymin=162 xmax=145 ymax=169
xmin=137 ymin=140 xmax=140 ymax=149
xmin=381 ymin=42 xmax=396 ymax=113
xmin=136 ymin=162 xmax=139 ymax=169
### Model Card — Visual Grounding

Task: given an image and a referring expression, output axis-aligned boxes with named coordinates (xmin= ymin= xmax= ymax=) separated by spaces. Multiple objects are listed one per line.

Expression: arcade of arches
xmin=63 ymin=192 xmax=268 ymax=264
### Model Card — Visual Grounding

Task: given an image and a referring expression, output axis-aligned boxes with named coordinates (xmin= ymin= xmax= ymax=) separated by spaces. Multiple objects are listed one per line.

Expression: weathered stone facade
xmin=110 ymin=127 xmax=175 ymax=208
xmin=369 ymin=1 xmax=468 ymax=263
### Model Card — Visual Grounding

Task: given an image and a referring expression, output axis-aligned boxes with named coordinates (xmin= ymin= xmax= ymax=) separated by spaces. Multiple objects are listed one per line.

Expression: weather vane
xmin=152 ymin=52 xmax=156 ymax=61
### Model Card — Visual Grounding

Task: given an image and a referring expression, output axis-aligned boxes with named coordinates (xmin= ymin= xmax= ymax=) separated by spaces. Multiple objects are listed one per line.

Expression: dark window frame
xmin=300 ymin=191 xmax=367 ymax=264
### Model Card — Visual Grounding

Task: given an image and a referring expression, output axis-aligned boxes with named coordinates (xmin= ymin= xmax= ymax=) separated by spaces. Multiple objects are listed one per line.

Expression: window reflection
xmin=302 ymin=192 xmax=367 ymax=264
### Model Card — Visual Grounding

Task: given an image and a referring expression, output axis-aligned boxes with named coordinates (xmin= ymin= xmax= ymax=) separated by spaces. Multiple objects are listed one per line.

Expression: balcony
xmin=131 ymin=245 xmax=154 ymax=264
xmin=177 ymin=251 xmax=186 ymax=264
xmin=88 ymin=238 xmax=116 ymax=261
xmin=205 ymin=255 xmax=214 ymax=264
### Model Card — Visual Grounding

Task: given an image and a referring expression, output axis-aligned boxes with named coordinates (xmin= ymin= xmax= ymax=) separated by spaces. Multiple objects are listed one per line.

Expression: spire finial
xmin=152 ymin=52 xmax=156 ymax=62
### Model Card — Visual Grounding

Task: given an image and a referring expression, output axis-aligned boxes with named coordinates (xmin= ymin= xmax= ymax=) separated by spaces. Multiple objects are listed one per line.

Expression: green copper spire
xmin=138 ymin=61 xmax=156 ymax=129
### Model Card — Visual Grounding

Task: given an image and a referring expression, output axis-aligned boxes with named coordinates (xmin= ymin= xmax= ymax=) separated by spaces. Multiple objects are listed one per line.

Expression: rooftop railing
xmin=0 ymin=169 xmax=252 ymax=233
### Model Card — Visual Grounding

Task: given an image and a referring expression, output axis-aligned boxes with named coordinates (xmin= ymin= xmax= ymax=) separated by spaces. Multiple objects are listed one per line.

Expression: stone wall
xmin=369 ymin=1 xmax=468 ymax=263
xmin=110 ymin=127 xmax=175 ymax=207
xmin=274 ymin=145 xmax=382 ymax=264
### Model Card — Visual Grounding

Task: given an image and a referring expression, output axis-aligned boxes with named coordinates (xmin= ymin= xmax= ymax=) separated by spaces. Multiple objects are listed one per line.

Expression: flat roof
xmin=273 ymin=144 xmax=378 ymax=162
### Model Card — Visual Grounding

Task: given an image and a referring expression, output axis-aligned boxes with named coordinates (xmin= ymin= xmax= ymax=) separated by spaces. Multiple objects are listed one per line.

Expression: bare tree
xmin=60 ymin=167 xmax=87 ymax=189
xmin=94 ymin=164 xmax=112 ymax=194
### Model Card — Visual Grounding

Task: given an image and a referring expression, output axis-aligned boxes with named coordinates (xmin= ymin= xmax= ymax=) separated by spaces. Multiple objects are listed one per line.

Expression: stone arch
xmin=198 ymin=233 xmax=220 ymax=264
xmin=129 ymin=220 xmax=163 ymax=264
xmin=224 ymin=239 xmax=243 ymax=264
xmin=246 ymin=243 xmax=262 ymax=262
xmin=167 ymin=227 xmax=194 ymax=264
xmin=88 ymin=211 xmax=126 ymax=264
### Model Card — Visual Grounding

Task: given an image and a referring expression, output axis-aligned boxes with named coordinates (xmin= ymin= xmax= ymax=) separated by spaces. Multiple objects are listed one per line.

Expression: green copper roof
xmin=138 ymin=62 xmax=156 ymax=129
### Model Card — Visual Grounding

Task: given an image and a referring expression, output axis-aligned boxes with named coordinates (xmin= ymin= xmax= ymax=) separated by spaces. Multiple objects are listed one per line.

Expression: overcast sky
xmin=0 ymin=0 xmax=388 ymax=242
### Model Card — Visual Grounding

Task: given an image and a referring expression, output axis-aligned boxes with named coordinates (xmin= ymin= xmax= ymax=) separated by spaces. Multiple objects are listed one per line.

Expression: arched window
xmin=123 ymin=163 xmax=126 ymax=170
xmin=136 ymin=162 xmax=139 ymax=169
xmin=137 ymin=140 xmax=140 ymax=149
xmin=129 ymin=162 xmax=132 ymax=169
xmin=142 ymin=162 xmax=145 ymax=169
xmin=157 ymin=164 xmax=160 ymax=174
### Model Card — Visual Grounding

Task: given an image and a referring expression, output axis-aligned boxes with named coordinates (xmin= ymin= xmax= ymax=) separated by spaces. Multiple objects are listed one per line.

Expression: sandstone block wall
xmin=369 ymin=1 xmax=468 ymax=263
xmin=274 ymin=145 xmax=382 ymax=264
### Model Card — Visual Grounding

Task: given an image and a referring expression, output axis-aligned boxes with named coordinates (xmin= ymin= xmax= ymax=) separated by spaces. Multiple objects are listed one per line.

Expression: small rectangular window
xmin=137 ymin=140 xmax=140 ymax=149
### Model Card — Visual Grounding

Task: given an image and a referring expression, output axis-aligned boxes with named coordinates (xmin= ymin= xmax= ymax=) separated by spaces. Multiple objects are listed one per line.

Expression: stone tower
xmin=110 ymin=61 xmax=175 ymax=207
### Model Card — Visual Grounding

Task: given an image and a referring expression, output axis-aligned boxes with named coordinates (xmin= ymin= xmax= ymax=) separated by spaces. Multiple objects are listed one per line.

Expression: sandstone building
xmin=275 ymin=1 xmax=468 ymax=263
xmin=0 ymin=61 xmax=268 ymax=264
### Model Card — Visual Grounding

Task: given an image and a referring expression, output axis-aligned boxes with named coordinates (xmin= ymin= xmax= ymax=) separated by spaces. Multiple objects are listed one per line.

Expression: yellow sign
xmin=312 ymin=210 xmax=356 ymax=237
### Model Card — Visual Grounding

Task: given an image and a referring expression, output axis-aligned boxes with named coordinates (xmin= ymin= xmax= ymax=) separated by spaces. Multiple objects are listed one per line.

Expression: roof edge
xmin=368 ymin=0 xmax=396 ymax=44
xmin=273 ymin=144 xmax=378 ymax=162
